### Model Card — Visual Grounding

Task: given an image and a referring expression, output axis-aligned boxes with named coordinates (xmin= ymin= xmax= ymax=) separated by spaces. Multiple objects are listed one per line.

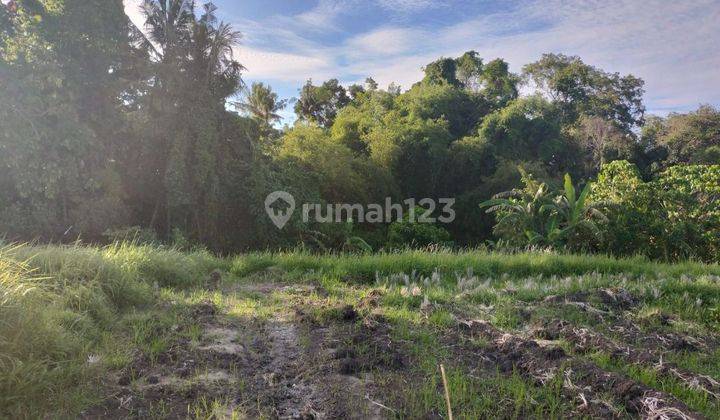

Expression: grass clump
xmin=0 ymin=246 xmax=95 ymax=417
xmin=0 ymin=243 xmax=224 ymax=417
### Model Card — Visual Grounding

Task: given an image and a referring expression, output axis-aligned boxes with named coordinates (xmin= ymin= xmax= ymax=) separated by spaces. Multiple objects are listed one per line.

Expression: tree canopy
xmin=1 ymin=1 xmax=717 ymax=258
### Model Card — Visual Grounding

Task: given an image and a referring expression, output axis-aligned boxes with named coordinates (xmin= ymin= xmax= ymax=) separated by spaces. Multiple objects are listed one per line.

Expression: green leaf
xmin=479 ymin=198 xmax=509 ymax=209
xmin=577 ymin=182 xmax=592 ymax=211
xmin=564 ymin=173 xmax=576 ymax=205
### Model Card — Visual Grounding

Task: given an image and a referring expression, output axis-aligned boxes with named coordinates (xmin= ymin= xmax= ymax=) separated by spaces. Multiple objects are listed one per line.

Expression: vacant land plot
xmin=2 ymin=245 xmax=720 ymax=418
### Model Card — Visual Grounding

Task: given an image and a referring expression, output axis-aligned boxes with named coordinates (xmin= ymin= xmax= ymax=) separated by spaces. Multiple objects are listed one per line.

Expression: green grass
xmin=230 ymin=250 xmax=720 ymax=283
xmin=2 ymin=242 xmax=720 ymax=418
xmin=0 ymin=243 xmax=225 ymax=418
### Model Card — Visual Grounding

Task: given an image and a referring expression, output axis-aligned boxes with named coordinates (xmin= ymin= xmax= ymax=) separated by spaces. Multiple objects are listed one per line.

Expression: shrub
xmin=479 ymin=169 xmax=556 ymax=247
xmin=386 ymin=208 xmax=452 ymax=249
xmin=592 ymin=161 xmax=720 ymax=262
xmin=654 ymin=165 xmax=720 ymax=261
xmin=591 ymin=161 xmax=657 ymax=257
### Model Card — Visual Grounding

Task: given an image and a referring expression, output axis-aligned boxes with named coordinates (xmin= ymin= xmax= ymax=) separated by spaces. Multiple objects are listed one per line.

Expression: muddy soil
xmin=453 ymin=318 xmax=702 ymax=419
xmin=538 ymin=320 xmax=720 ymax=402
xmin=82 ymin=285 xmax=396 ymax=419
xmin=82 ymin=283 xmax=711 ymax=419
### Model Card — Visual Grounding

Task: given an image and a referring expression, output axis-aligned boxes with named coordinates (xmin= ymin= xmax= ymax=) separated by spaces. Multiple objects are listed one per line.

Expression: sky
xmin=124 ymin=0 xmax=720 ymax=124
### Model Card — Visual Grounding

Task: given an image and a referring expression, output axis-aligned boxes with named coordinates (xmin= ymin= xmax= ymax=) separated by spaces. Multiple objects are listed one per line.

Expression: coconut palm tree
xmin=189 ymin=4 xmax=244 ymax=97
xmin=237 ymin=82 xmax=287 ymax=126
xmin=129 ymin=0 xmax=196 ymax=233
xmin=135 ymin=1 xmax=242 ymax=91
xmin=129 ymin=0 xmax=246 ymax=236
xmin=137 ymin=0 xmax=194 ymax=62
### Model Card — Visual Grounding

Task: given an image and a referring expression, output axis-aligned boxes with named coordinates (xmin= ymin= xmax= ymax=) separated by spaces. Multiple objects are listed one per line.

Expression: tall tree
xmin=238 ymin=82 xmax=286 ymax=127
xmin=481 ymin=58 xmax=519 ymax=108
xmin=129 ymin=0 xmax=196 ymax=234
xmin=570 ymin=115 xmax=638 ymax=175
xmin=455 ymin=50 xmax=484 ymax=92
xmin=0 ymin=0 xmax=133 ymax=240
xmin=422 ymin=57 xmax=461 ymax=87
xmin=131 ymin=0 xmax=248 ymax=244
xmin=294 ymin=78 xmax=350 ymax=127
xmin=647 ymin=105 xmax=720 ymax=165
xmin=523 ymin=53 xmax=645 ymax=130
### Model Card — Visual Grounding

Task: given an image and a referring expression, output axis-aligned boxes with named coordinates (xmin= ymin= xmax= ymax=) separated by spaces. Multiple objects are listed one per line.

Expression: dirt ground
xmin=81 ymin=278 xmax=720 ymax=419
xmin=82 ymin=283 xmax=397 ymax=419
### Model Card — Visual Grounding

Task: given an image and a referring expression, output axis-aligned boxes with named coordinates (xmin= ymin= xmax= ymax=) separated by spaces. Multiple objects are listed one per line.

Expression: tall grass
xmin=0 ymin=246 xmax=90 ymax=417
xmin=0 ymin=243 xmax=225 ymax=417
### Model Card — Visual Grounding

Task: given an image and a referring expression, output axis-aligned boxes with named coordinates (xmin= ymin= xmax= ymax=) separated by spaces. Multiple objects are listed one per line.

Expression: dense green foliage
xmin=483 ymin=162 xmax=719 ymax=262
xmin=1 ymin=1 xmax=718 ymax=260
xmin=480 ymin=170 xmax=607 ymax=251
xmin=593 ymin=161 xmax=720 ymax=262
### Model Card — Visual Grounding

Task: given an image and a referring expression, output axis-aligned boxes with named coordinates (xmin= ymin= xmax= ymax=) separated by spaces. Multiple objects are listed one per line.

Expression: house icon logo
xmin=264 ymin=191 xmax=295 ymax=229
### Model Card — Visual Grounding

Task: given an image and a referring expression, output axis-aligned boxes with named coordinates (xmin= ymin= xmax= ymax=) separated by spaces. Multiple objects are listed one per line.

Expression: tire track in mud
xmin=82 ymin=285 xmax=390 ymax=419
xmin=257 ymin=315 xmax=324 ymax=418
xmin=454 ymin=318 xmax=703 ymax=419
xmin=256 ymin=316 xmax=389 ymax=419
xmin=230 ymin=283 xmax=390 ymax=419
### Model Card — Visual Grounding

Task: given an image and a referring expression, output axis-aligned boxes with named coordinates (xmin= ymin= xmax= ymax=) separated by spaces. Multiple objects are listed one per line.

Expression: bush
xmin=654 ymin=165 xmax=720 ymax=261
xmin=386 ymin=208 xmax=452 ymax=249
xmin=481 ymin=170 xmax=606 ymax=252
xmin=591 ymin=161 xmax=656 ymax=257
xmin=592 ymin=161 xmax=720 ymax=262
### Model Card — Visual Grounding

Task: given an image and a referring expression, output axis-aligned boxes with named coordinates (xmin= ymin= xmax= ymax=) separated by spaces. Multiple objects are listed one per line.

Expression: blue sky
xmin=125 ymin=0 xmax=720 ymax=123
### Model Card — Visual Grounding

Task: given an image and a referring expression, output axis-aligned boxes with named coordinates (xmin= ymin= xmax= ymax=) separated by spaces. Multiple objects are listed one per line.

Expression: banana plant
xmin=544 ymin=174 xmax=609 ymax=250
xmin=481 ymin=171 xmax=608 ymax=250
xmin=480 ymin=169 xmax=557 ymax=247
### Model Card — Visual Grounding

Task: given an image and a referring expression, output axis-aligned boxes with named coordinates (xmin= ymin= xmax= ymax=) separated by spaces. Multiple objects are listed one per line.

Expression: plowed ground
xmin=83 ymin=270 xmax=720 ymax=419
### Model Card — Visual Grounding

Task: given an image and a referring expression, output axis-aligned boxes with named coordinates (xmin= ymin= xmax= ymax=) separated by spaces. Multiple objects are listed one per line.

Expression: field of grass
xmin=2 ymin=243 xmax=720 ymax=418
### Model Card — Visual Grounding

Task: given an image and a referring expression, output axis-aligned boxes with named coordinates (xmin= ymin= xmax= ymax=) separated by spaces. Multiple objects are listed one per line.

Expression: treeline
xmin=1 ymin=1 xmax=718 ymax=259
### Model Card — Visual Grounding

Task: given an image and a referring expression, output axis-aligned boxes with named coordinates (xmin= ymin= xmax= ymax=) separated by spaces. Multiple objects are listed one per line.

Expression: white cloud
xmin=294 ymin=0 xmax=354 ymax=31
xmin=337 ymin=0 xmax=720 ymax=112
xmin=236 ymin=46 xmax=334 ymax=82
xmin=345 ymin=27 xmax=423 ymax=56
